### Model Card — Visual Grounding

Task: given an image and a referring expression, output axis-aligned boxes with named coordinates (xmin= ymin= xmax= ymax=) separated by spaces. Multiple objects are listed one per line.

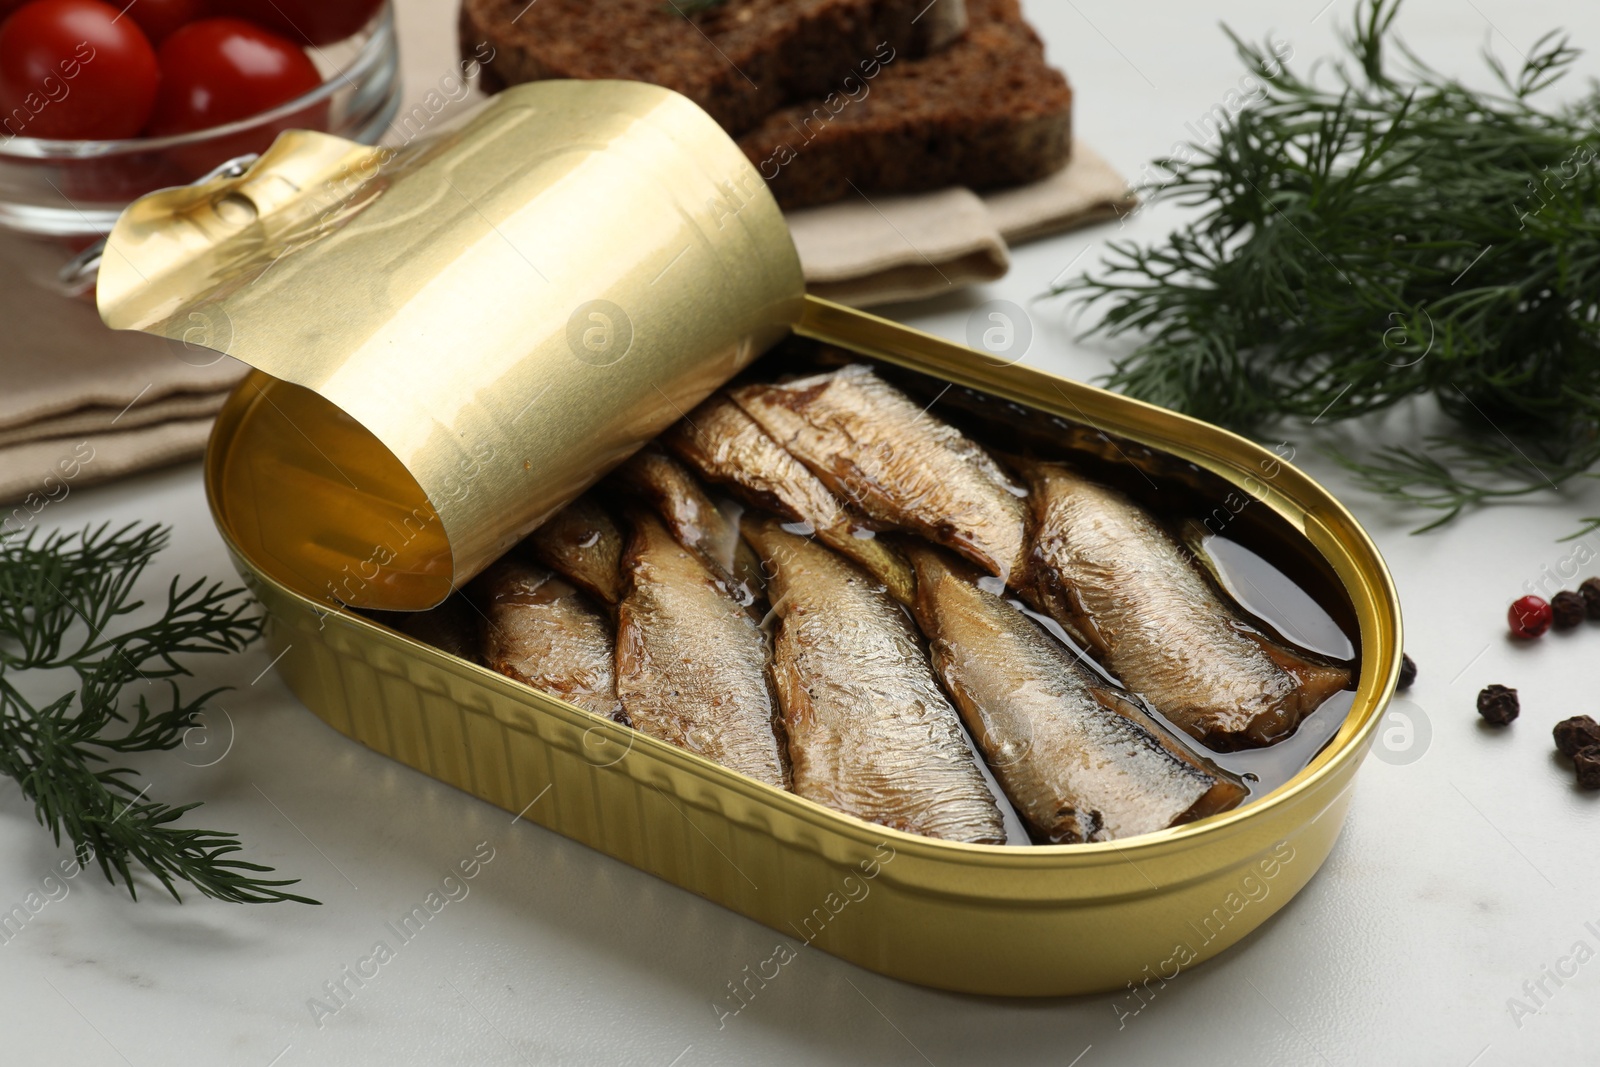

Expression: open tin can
xmin=97 ymin=81 xmax=1401 ymax=997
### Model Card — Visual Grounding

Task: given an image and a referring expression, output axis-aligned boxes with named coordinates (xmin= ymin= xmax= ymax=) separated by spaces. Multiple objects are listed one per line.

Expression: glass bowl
xmin=0 ymin=1 xmax=401 ymax=239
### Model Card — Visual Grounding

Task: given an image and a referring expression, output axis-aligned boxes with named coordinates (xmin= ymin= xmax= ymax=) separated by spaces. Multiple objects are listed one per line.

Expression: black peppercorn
xmin=1552 ymin=590 xmax=1587 ymax=630
xmin=1476 ymin=684 xmax=1519 ymax=725
xmin=1582 ymin=577 xmax=1600 ymax=620
xmin=1575 ymin=747 xmax=1600 ymax=790
xmin=1553 ymin=715 xmax=1600 ymax=758
xmin=1397 ymin=653 xmax=1416 ymax=690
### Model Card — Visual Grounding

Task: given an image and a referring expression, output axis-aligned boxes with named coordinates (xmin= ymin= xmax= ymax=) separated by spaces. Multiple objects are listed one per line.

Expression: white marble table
xmin=6 ymin=0 xmax=1600 ymax=1063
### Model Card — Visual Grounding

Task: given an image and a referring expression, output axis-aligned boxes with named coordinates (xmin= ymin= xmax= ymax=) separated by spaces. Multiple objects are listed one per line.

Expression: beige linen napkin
xmin=789 ymin=140 xmax=1134 ymax=307
xmin=0 ymin=232 xmax=246 ymax=509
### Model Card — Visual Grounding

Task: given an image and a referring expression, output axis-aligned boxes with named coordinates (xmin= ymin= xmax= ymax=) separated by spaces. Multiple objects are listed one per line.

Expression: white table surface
xmin=7 ymin=1 xmax=1600 ymax=1064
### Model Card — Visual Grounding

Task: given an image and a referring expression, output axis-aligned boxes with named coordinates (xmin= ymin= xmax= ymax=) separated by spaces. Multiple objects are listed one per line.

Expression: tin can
xmin=102 ymin=82 xmax=1402 ymax=996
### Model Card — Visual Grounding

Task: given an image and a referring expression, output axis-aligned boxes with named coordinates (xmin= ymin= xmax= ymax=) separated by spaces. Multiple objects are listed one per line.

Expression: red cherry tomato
xmin=148 ymin=17 xmax=325 ymax=178
xmin=0 ymin=0 xmax=159 ymax=140
xmin=215 ymin=0 xmax=382 ymax=47
xmin=148 ymin=18 xmax=321 ymax=136
xmin=125 ymin=0 xmax=210 ymax=44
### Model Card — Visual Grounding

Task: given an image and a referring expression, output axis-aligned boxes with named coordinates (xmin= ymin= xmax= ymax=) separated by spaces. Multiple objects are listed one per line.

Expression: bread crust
xmin=738 ymin=0 xmax=1072 ymax=207
xmin=460 ymin=0 xmax=970 ymax=137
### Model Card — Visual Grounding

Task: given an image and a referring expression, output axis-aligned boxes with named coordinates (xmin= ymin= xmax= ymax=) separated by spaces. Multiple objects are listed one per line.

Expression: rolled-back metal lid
xmin=97 ymin=81 xmax=805 ymax=610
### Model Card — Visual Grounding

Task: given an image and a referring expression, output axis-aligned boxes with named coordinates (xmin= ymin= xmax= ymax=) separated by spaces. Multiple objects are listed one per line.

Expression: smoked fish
xmin=525 ymin=492 xmax=625 ymax=606
xmin=616 ymin=512 xmax=789 ymax=789
xmin=909 ymin=546 xmax=1246 ymax=841
xmin=744 ymin=518 xmax=1005 ymax=844
xmin=477 ymin=559 xmax=628 ymax=724
xmin=731 ymin=365 xmax=1029 ymax=582
xmin=665 ymin=393 xmax=915 ymax=604
xmin=1024 ymin=462 xmax=1351 ymax=750
xmin=611 ymin=445 xmax=764 ymax=606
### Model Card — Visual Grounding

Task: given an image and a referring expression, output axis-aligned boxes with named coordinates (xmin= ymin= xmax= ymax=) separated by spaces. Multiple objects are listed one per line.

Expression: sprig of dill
xmin=0 ymin=522 xmax=316 ymax=905
xmin=1056 ymin=0 xmax=1600 ymax=532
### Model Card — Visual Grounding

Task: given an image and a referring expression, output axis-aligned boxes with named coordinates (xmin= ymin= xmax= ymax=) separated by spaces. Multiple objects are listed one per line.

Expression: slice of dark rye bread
xmin=459 ymin=0 xmax=968 ymax=137
xmin=738 ymin=0 xmax=1072 ymax=208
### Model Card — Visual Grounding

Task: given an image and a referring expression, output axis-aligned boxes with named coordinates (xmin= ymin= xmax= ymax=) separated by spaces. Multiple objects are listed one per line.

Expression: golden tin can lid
xmin=96 ymin=80 xmax=805 ymax=611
